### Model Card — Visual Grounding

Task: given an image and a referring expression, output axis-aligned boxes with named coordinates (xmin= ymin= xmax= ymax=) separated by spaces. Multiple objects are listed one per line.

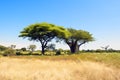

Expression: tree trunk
xmin=75 ymin=45 xmax=79 ymax=52
xmin=70 ymin=46 xmax=76 ymax=53
xmin=70 ymin=44 xmax=79 ymax=53
xmin=67 ymin=41 xmax=86 ymax=53
xmin=41 ymin=46 xmax=45 ymax=55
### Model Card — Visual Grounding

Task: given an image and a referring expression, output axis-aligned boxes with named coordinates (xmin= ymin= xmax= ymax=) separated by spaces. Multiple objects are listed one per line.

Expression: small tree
xmin=19 ymin=22 xmax=70 ymax=55
xmin=28 ymin=45 xmax=36 ymax=52
xmin=10 ymin=45 xmax=16 ymax=49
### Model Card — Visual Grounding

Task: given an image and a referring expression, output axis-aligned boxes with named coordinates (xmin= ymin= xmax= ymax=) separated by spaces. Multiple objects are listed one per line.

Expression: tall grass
xmin=9 ymin=53 xmax=120 ymax=68
xmin=0 ymin=57 xmax=120 ymax=80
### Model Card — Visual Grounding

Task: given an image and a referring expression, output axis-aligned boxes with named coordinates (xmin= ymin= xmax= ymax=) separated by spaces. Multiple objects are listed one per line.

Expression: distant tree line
xmin=81 ymin=49 xmax=120 ymax=53
xmin=0 ymin=44 xmax=120 ymax=56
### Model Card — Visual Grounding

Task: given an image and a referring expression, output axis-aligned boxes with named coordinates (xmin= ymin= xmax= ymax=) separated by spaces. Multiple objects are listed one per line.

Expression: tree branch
xmin=65 ymin=39 xmax=72 ymax=46
xmin=78 ymin=41 xmax=86 ymax=47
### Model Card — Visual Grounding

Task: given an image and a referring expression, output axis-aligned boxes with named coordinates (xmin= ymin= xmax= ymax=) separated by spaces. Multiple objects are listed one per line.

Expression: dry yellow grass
xmin=0 ymin=57 xmax=120 ymax=80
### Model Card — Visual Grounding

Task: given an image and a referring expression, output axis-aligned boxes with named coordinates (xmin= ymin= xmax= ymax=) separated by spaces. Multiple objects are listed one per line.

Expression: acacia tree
xmin=28 ymin=45 xmax=36 ymax=52
xmin=19 ymin=22 xmax=70 ymax=55
xmin=65 ymin=28 xmax=94 ymax=53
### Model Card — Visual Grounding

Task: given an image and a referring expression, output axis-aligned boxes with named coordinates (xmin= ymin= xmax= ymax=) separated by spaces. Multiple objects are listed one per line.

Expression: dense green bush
xmin=0 ymin=45 xmax=7 ymax=51
xmin=3 ymin=49 xmax=15 ymax=56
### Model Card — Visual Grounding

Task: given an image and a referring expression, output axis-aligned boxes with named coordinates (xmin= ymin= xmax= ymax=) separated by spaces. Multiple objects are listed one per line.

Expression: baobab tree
xmin=64 ymin=28 xmax=94 ymax=53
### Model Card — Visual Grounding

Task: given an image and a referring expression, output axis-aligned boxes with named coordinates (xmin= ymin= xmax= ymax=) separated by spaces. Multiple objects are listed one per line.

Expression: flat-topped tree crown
xmin=65 ymin=28 xmax=94 ymax=53
xmin=19 ymin=22 xmax=70 ymax=54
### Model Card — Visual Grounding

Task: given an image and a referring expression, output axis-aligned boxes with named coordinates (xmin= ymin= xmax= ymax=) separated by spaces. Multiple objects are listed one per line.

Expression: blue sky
xmin=0 ymin=0 xmax=120 ymax=50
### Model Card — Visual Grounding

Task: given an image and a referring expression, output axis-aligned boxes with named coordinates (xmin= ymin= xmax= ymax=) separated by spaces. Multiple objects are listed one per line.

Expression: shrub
xmin=20 ymin=51 xmax=29 ymax=55
xmin=21 ymin=47 xmax=27 ymax=51
xmin=32 ymin=51 xmax=40 ymax=55
xmin=16 ymin=51 xmax=21 ymax=55
xmin=0 ymin=51 xmax=3 ymax=55
xmin=28 ymin=51 xmax=32 ymax=55
xmin=56 ymin=50 xmax=61 ymax=55
xmin=0 ymin=45 xmax=7 ymax=51
xmin=2 ymin=53 xmax=8 ymax=56
xmin=3 ymin=49 xmax=15 ymax=56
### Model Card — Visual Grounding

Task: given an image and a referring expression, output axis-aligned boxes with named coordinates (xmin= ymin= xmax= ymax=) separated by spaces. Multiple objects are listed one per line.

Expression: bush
xmin=3 ymin=49 xmax=15 ymax=56
xmin=16 ymin=51 xmax=21 ymax=55
xmin=32 ymin=51 xmax=40 ymax=55
xmin=56 ymin=50 xmax=61 ymax=55
xmin=2 ymin=53 xmax=8 ymax=56
xmin=0 ymin=45 xmax=7 ymax=51
xmin=28 ymin=51 xmax=32 ymax=55
xmin=0 ymin=51 xmax=3 ymax=55
xmin=21 ymin=47 xmax=27 ymax=51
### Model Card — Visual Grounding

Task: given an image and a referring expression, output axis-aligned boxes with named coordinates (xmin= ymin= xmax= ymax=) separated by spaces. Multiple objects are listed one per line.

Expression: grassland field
xmin=0 ymin=53 xmax=120 ymax=80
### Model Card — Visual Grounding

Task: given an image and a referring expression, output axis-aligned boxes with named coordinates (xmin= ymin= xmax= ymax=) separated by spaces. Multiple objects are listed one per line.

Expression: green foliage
xmin=0 ymin=45 xmax=7 ymax=51
xmin=0 ymin=51 xmax=3 ymax=55
xmin=15 ymin=50 xmax=41 ymax=55
xmin=20 ymin=51 xmax=30 ymax=55
xmin=21 ymin=47 xmax=27 ymax=51
xmin=81 ymin=49 xmax=120 ymax=53
xmin=28 ymin=51 xmax=32 ymax=55
xmin=19 ymin=22 xmax=70 ymax=54
xmin=56 ymin=50 xmax=61 ymax=55
xmin=19 ymin=22 xmax=70 ymax=41
xmin=67 ymin=28 xmax=94 ymax=42
xmin=55 ymin=49 xmax=63 ymax=55
xmin=65 ymin=28 xmax=94 ymax=53
xmin=62 ymin=50 xmax=71 ymax=54
xmin=3 ymin=49 xmax=15 ymax=56
xmin=16 ymin=51 xmax=21 ymax=55
xmin=28 ymin=45 xmax=36 ymax=52
xmin=32 ymin=51 xmax=41 ymax=55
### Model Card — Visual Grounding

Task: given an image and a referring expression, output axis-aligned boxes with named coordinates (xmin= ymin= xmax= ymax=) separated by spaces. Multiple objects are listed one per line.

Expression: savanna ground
xmin=0 ymin=53 xmax=120 ymax=80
